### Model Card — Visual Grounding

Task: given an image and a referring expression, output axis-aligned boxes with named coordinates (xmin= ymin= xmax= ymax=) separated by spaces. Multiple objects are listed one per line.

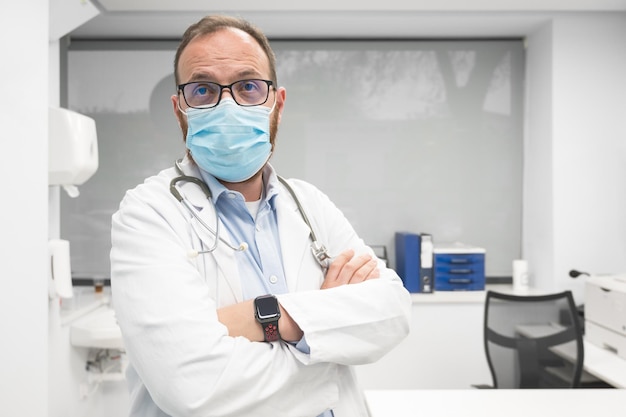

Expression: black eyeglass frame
xmin=177 ymin=79 xmax=275 ymax=109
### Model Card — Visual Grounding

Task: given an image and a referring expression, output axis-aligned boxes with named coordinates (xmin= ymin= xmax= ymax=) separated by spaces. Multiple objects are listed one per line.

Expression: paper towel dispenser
xmin=48 ymin=106 xmax=98 ymax=197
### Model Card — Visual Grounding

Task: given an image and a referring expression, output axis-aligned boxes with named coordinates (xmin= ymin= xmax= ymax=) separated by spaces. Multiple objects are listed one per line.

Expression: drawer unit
xmin=433 ymin=244 xmax=485 ymax=291
xmin=585 ymin=275 xmax=626 ymax=359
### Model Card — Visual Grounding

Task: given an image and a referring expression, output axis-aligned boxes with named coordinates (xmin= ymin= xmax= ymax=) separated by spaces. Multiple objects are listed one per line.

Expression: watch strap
xmin=262 ymin=320 xmax=280 ymax=342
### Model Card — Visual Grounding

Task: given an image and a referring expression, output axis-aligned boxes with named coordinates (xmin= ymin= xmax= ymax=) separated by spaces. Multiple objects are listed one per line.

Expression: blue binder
xmin=395 ymin=232 xmax=434 ymax=293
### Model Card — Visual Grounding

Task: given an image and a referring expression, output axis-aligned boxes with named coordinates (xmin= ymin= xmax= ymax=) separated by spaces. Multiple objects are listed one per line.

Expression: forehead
xmin=177 ymin=27 xmax=270 ymax=83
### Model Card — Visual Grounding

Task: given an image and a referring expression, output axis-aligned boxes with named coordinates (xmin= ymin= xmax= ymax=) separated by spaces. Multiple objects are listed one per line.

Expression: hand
xmin=217 ymin=300 xmax=303 ymax=343
xmin=320 ymin=249 xmax=380 ymax=290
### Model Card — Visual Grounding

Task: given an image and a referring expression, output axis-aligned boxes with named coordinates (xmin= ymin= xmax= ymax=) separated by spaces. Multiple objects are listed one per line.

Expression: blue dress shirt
xmin=199 ymin=166 xmax=334 ymax=417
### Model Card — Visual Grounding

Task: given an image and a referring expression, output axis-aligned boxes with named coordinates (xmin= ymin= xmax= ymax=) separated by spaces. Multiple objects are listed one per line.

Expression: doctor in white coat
xmin=111 ymin=14 xmax=411 ymax=417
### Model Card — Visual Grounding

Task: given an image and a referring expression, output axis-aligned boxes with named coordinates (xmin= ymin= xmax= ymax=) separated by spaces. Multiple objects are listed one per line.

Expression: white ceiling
xmin=94 ymin=0 xmax=626 ymax=12
xmin=71 ymin=0 xmax=626 ymax=39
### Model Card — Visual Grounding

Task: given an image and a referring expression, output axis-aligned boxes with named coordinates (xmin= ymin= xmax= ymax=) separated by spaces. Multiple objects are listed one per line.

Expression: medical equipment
xmin=169 ymin=169 xmax=247 ymax=254
xmin=49 ymin=106 xmax=99 ymax=197
xmin=169 ymin=159 xmax=332 ymax=270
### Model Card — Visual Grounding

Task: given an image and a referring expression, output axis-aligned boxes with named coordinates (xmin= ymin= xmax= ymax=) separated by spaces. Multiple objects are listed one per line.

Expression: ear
xmin=171 ymin=94 xmax=188 ymax=143
xmin=171 ymin=94 xmax=184 ymax=129
xmin=275 ymin=86 xmax=287 ymax=125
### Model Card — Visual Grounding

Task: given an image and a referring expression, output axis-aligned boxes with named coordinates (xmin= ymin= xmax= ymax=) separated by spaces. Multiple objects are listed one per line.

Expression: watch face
xmin=256 ymin=296 xmax=279 ymax=320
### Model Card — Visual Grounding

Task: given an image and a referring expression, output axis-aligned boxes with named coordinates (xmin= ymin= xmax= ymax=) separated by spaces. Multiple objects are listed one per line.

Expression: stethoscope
xmin=169 ymin=159 xmax=332 ymax=270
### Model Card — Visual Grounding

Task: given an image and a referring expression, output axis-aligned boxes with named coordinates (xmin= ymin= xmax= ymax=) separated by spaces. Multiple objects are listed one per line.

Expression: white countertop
xmin=410 ymin=284 xmax=546 ymax=303
xmin=60 ymin=286 xmax=112 ymax=325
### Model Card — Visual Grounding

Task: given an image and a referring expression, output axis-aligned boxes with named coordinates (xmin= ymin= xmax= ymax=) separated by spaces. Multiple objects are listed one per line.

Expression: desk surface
xmin=365 ymin=389 xmax=626 ymax=417
xmin=516 ymin=323 xmax=626 ymax=388
xmin=581 ymin=339 xmax=626 ymax=388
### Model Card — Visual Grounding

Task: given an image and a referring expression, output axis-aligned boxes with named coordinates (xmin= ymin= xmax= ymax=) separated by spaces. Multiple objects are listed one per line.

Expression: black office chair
xmin=480 ymin=290 xmax=584 ymax=388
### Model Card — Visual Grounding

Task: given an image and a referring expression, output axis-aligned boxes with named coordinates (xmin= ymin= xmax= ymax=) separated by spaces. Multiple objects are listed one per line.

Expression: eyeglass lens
xmin=181 ymin=79 xmax=270 ymax=108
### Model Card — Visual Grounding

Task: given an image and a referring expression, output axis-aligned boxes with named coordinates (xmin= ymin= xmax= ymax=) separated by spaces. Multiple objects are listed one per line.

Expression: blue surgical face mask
xmin=184 ymin=98 xmax=274 ymax=182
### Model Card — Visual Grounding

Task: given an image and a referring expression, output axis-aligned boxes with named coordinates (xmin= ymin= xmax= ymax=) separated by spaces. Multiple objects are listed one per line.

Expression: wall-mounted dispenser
xmin=48 ymin=239 xmax=74 ymax=299
xmin=48 ymin=106 xmax=99 ymax=197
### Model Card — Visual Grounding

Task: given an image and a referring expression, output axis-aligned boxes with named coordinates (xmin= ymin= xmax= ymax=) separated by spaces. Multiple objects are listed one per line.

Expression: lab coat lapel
xmin=276 ymin=184 xmax=313 ymax=292
xmin=211 ymin=230 xmax=243 ymax=304
xmin=178 ymin=176 xmax=244 ymax=304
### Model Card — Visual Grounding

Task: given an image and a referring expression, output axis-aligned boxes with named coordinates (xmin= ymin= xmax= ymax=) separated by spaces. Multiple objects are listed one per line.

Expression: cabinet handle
xmin=449 ymin=278 xmax=472 ymax=284
xmin=449 ymin=268 xmax=473 ymax=274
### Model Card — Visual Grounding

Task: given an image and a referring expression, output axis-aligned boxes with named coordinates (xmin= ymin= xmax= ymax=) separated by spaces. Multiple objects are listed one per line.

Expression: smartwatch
xmin=254 ymin=294 xmax=282 ymax=342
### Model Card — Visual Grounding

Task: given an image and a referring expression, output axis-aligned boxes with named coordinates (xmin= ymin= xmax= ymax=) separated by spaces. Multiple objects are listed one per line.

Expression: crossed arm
xmin=217 ymin=249 xmax=380 ymax=342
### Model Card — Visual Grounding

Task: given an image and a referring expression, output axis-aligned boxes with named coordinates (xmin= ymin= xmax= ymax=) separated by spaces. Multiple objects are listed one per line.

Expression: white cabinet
xmin=356 ymin=291 xmax=491 ymax=389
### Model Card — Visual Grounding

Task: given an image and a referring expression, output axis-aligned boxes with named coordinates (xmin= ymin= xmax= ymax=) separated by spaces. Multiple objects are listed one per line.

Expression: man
xmin=111 ymin=14 xmax=411 ymax=417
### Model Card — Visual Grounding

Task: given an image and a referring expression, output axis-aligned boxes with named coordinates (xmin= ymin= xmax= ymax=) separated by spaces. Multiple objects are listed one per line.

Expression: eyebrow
xmin=234 ymin=69 xmax=263 ymax=79
xmin=186 ymin=69 xmax=265 ymax=83
xmin=187 ymin=71 xmax=216 ymax=82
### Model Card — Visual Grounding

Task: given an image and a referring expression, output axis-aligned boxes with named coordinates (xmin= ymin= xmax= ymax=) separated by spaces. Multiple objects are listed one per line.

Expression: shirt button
xmin=269 ymin=275 xmax=278 ymax=284
xmin=227 ymin=193 xmax=236 ymax=199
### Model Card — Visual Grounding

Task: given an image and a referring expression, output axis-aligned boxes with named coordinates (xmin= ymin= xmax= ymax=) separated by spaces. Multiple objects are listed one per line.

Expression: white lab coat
xmin=111 ymin=157 xmax=411 ymax=417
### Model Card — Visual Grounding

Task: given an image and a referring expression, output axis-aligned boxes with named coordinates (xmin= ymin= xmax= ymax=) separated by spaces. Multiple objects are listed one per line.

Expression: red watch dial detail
xmin=264 ymin=323 xmax=279 ymax=342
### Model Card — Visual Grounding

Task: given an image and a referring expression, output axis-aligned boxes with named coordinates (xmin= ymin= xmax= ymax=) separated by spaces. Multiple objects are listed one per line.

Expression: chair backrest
xmin=483 ymin=290 xmax=584 ymax=388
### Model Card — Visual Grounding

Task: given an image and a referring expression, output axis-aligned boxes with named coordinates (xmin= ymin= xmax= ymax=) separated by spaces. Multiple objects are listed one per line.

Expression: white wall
xmin=48 ymin=2 xmax=127 ymax=416
xmin=524 ymin=13 xmax=626 ymax=303
xmin=552 ymin=14 xmax=626 ymax=300
xmin=0 ymin=1 xmax=49 ymax=416
xmin=523 ymin=22 xmax=556 ymax=292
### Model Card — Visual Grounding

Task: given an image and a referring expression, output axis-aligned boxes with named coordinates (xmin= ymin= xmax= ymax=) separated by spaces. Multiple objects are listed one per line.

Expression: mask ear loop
xmin=176 ymin=88 xmax=190 ymax=114
xmin=267 ymin=90 xmax=278 ymax=114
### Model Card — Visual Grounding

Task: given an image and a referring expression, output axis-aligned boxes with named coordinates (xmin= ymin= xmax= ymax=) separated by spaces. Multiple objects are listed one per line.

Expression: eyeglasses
xmin=178 ymin=79 xmax=274 ymax=109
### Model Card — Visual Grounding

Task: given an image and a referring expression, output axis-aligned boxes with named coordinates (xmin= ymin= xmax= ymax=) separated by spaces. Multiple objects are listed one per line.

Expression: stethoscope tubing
xmin=170 ymin=159 xmax=331 ymax=268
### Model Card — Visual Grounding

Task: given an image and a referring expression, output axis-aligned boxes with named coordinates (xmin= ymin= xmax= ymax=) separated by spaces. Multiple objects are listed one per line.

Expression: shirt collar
xmin=197 ymin=164 xmax=280 ymax=209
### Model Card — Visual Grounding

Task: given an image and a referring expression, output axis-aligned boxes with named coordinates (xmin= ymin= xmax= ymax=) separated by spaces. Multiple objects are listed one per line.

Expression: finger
xmin=321 ymin=249 xmax=354 ymax=289
xmin=368 ymin=266 xmax=381 ymax=279
xmin=335 ymin=253 xmax=373 ymax=285
xmin=348 ymin=258 xmax=379 ymax=284
xmin=326 ymin=249 xmax=354 ymax=279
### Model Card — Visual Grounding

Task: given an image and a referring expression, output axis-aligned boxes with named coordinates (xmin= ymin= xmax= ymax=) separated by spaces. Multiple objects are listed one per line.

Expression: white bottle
xmin=512 ymin=259 xmax=529 ymax=292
